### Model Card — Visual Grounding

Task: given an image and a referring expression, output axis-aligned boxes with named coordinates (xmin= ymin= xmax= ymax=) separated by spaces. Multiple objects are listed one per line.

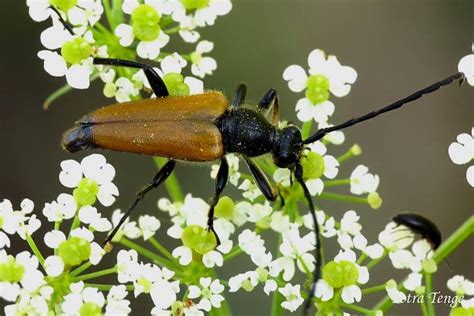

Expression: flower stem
xmin=271 ymin=235 xmax=284 ymax=316
xmin=25 ymin=233 xmax=45 ymax=268
xmin=324 ymin=179 xmax=350 ymax=187
xmin=148 ymin=236 xmax=175 ymax=261
xmin=420 ymin=299 xmax=429 ymax=316
xmin=154 ymin=157 xmax=184 ymax=202
xmin=340 ymin=302 xmax=373 ymax=315
xmin=68 ymin=214 xmax=81 ymax=236
xmin=319 ymin=192 xmax=368 ymax=205
xmin=223 ymin=246 xmax=243 ymax=261
xmin=120 ymin=238 xmax=182 ymax=272
xmin=366 ymin=251 xmax=387 ymax=270
xmin=72 ymin=267 xmax=118 ymax=281
xmin=85 ymin=283 xmax=134 ymax=291
xmin=70 ymin=262 xmax=92 ymax=277
xmin=361 ymin=283 xmax=387 ymax=295
xmin=301 ymin=121 xmax=313 ymax=139
xmin=424 ymin=273 xmax=435 ymax=316
xmin=372 ymin=216 xmax=474 ymax=311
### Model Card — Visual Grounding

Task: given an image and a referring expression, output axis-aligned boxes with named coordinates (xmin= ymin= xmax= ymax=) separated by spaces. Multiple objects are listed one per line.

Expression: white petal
xmin=283 ymin=65 xmax=307 ymax=92
xmin=184 ymin=76 xmax=204 ymax=94
xmin=341 ymin=285 xmax=362 ymax=303
xmin=122 ymin=0 xmax=140 ymax=14
xmin=467 ymin=165 xmax=474 ymax=187
xmin=307 ymin=49 xmax=326 ymax=69
xmin=66 ymin=64 xmax=92 ymax=89
xmin=458 ymin=54 xmax=474 ymax=85
xmin=59 ymin=159 xmax=82 ymax=188
xmin=115 ymin=24 xmax=134 ymax=47
xmin=97 ymin=183 xmax=119 ymax=207
xmin=45 ymin=256 xmax=64 ymax=276
xmin=295 ymin=98 xmax=314 ymax=122
xmin=44 ymin=230 xmax=66 ymax=249
xmin=37 ymin=50 xmax=67 ymax=77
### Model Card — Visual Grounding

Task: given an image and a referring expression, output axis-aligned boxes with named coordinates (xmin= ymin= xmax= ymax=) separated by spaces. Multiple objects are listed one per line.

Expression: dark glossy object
xmin=393 ymin=213 xmax=442 ymax=249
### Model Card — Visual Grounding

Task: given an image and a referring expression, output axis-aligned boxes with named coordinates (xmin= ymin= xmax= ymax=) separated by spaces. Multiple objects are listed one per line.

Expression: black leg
xmin=231 ymin=83 xmax=247 ymax=107
xmin=93 ymin=58 xmax=169 ymax=98
xmin=104 ymin=159 xmax=176 ymax=245
xmin=304 ymin=72 xmax=465 ymax=144
xmin=244 ymin=157 xmax=276 ymax=201
xmin=294 ymin=163 xmax=321 ymax=316
xmin=258 ymin=88 xmax=280 ymax=125
xmin=207 ymin=157 xmax=229 ymax=246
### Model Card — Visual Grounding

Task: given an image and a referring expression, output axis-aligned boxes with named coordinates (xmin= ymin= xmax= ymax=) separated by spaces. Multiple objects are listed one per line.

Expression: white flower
xmin=238 ymin=179 xmax=263 ymax=201
xmin=403 ymin=272 xmax=422 ymax=291
xmin=314 ymin=279 xmax=335 ymax=301
xmin=59 ymin=154 xmax=119 ymax=206
xmin=106 ymin=285 xmax=131 ymax=315
xmin=350 ymin=165 xmax=380 ymax=195
xmin=26 ymin=0 xmax=52 ymax=22
xmin=191 ymin=41 xmax=217 ymax=78
xmin=447 ymin=275 xmax=474 ymax=295
xmin=283 ymin=49 xmax=357 ymax=123
xmin=67 ymin=0 xmax=104 ymax=34
xmin=318 ymin=122 xmax=345 ymax=145
xmin=44 ymin=255 xmax=65 ymax=277
xmin=334 ymin=249 xmax=369 ymax=303
xmin=278 ymin=284 xmax=304 ymax=312
xmin=175 ymin=0 xmax=232 ymax=27
xmin=110 ymin=209 xmax=141 ymax=241
xmin=78 ymin=205 xmax=113 ymax=232
xmin=385 ymin=279 xmax=406 ymax=304
xmin=448 ymin=128 xmax=474 ymax=186
xmin=379 ymin=222 xmax=415 ymax=251
xmin=137 ymin=33 xmax=170 ymax=60
xmin=42 ymin=193 xmax=77 ymax=222
xmin=0 ymin=199 xmax=41 ymax=240
xmin=116 ymin=249 xmax=140 ymax=283
xmin=61 ymin=282 xmax=105 ymax=314
xmin=188 ymin=278 xmax=225 ymax=312
xmin=458 ymin=53 xmax=474 ymax=86
xmin=138 ymin=215 xmax=161 ymax=240
xmin=211 ymin=154 xmax=240 ymax=186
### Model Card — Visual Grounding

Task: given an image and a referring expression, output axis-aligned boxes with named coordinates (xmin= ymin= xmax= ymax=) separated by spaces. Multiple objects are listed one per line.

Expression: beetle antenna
xmin=294 ymin=163 xmax=321 ymax=315
xmin=303 ymin=72 xmax=465 ymax=144
xmin=48 ymin=6 xmax=75 ymax=36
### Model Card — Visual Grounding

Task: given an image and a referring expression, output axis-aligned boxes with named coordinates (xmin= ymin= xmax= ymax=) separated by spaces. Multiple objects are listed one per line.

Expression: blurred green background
xmin=1 ymin=0 xmax=473 ymax=315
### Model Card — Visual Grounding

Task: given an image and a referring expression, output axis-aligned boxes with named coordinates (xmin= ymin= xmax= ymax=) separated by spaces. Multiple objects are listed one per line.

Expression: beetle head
xmin=272 ymin=126 xmax=303 ymax=169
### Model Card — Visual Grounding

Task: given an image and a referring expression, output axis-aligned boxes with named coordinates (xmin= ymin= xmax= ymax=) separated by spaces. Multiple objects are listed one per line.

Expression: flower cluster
xmin=27 ymin=0 xmax=230 ymax=103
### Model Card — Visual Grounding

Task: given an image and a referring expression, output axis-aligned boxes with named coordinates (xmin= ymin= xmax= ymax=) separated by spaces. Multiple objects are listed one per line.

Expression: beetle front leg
xmin=207 ymin=157 xmax=229 ymax=246
xmin=93 ymin=58 xmax=169 ymax=98
xmin=244 ymin=156 xmax=277 ymax=201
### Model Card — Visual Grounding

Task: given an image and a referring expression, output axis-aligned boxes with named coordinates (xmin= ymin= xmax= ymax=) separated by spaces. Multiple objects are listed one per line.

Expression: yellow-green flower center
xmin=73 ymin=178 xmax=99 ymax=206
xmin=181 ymin=225 xmax=217 ymax=255
xmin=163 ymin=73 xmax=190 ymax=96
xmin=215 ymin=196 xmax=235 ymax=219
xmin=301 ymin=151 xmax=325 ymax=180
xmin=50 ymin=0 xmax=77 ymax=12
xmin=132 ymin=4 xmax=161 ymax=42
xmin=306 ymin=74 xmax=330 ymax=105
xmin=61 ymin=38 xmax=93 ymax=65
xmin=58 ymin=237 xmax=91 ymax=266
xmin=181 ymin=0 xmax=210 ymax=10
xmin=0 ymin=257 xmax=25 ymax=282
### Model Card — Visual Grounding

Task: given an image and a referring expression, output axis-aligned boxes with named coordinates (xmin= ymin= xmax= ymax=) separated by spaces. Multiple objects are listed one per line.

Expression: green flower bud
xmin=190 ymin=52 xmax=202 ymax=64
xmin=163 ymin=73 xmax=190 ymax=96
xmin=241 ymin=279 xmax=254 ymax=292
xmin=323 ymin=261 xmax=344 ymax=288
xmin=58 ymin=237 xmax=91 ymax=266
xmin=79 ymin=302 xmax=102 ymax=316
xmin=73 ymin=178 xmax=99 ymax=206
xmin=350 ymin=144 xmax=362 ymax=156
xmin=181 ymin=225 xmax=217 ymax=255
xmin=415 ymin=285 xmax=426 ymax=295
xmin=256 ymin=267 xmax=269 ymax=282
xmin=0 ymin=257 xmax=25 ymax=282
xmin=305 ymin=74 xmax=330 ymax=105
xmin=368 ymin=192 xmax=382 ymax=209
xmin=103 ymin=82 xmax=117 ymax=98
xmin=181 ymin=0 xmax=210 ymax=10
xmin=450 ymin=307 xmax=474 ymax=316
xmin=215 ymin=196 xmax=235 ymax=219
xmin=301 ymin=151 xmax=325 ymax=180
xmin=171 ymin=301 xmax=184 ymax=316
xmin=422 ymin=259 xmax=437 ymax=274
xmin=256 ymin=216 xmax=271 ymax=230
xmin=50 ymin=0 xmax=77 ymax=12
xmin=61 ymin=38 xmax=93 ymax=65
xmin=339 ymin=260 xmax=359 ymax=286
xmin=132 ymin=4 xmax=161 ymax=42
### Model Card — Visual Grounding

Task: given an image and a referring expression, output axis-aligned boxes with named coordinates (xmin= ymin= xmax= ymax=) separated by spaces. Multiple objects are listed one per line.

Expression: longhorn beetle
xmin=392 ymin=213 xmax=442 ymax=250
xmin=54 ymin=7 xmax=465 ymax=314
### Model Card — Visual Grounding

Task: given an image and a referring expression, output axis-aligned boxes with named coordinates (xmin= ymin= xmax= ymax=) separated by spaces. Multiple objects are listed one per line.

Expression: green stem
xmin=85 ymin=283 xmax=134 ymax=291
xmin=163 ymin=26 xmax=181 ymax=34
xmin=223 ymin=246 xmax=243 ymax=261
xmin=271 ymin=235 xmax=284 ymax=316
xmin=148 ymin=236 xmax=175 ymax=261
xmin=361 ymin=283 xmax=387 ymax=295
xmin=25 ymin=234 xmax=45 ymax=268
xmin=69 ymin=214 xmax=81 ymax=236
xmin=366 ymin=251 xmax=387 ymax=270
xmin=102 ymin=0 xmax=115 ymax=29
xmin=120 ymin=238 xmax=181 ymax=272
xmin=319 ymin=192 xmax=368 ymax=205
xmin=324 ymin=179 xmax=350 ymax=187
xmin=425 ymin=273 xmax=435 ymax=316
xmin=420 ymin=299 xmax=429 ymax=316
xmin=70 ymin=262 xmax=92 ymax=277
xmin=340 ymin=302 xmax=373 ymax=315
xmin=153 ymin=157 xmax=184 ymax=202
xmin=373 ymin=216 xmax=474 ymax=311
xmin=301 ymin=121 xmax=313 ymax=139
xmin=72 ymin=267 xmax=118 ymax=281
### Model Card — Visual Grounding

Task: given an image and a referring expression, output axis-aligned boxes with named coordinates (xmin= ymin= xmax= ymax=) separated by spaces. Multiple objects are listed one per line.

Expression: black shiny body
xmin=219 ymin=107 xmax=303 ymax=168
xmin=393 ymin=213 xmax=442 ymax=249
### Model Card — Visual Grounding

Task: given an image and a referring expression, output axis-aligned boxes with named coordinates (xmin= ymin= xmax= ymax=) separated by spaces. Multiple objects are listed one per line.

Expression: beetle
xmin=62 ymin=55 xmax=463 ymax=313
xmin=392 ymin=213 xmax=442 ymax=250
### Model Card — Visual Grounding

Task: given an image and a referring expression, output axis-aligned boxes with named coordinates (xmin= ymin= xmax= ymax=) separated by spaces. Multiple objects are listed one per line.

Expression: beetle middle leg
xmin=258 ymin=88 xmax=280 ymax=125
xmin=207 ymin=157 xmax=229 ymax=245
xmin=243 ymin=156 xmax=277 ymax=201
xmin=93 ymin=58 xmax=169 ymax=98
xmin=103 ymin=159 xmax=176 ymax=245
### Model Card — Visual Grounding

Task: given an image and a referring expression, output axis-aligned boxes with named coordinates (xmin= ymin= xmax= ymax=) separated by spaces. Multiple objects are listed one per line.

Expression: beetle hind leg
xmin=206 ymin=157 xmax=229 ymax=246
